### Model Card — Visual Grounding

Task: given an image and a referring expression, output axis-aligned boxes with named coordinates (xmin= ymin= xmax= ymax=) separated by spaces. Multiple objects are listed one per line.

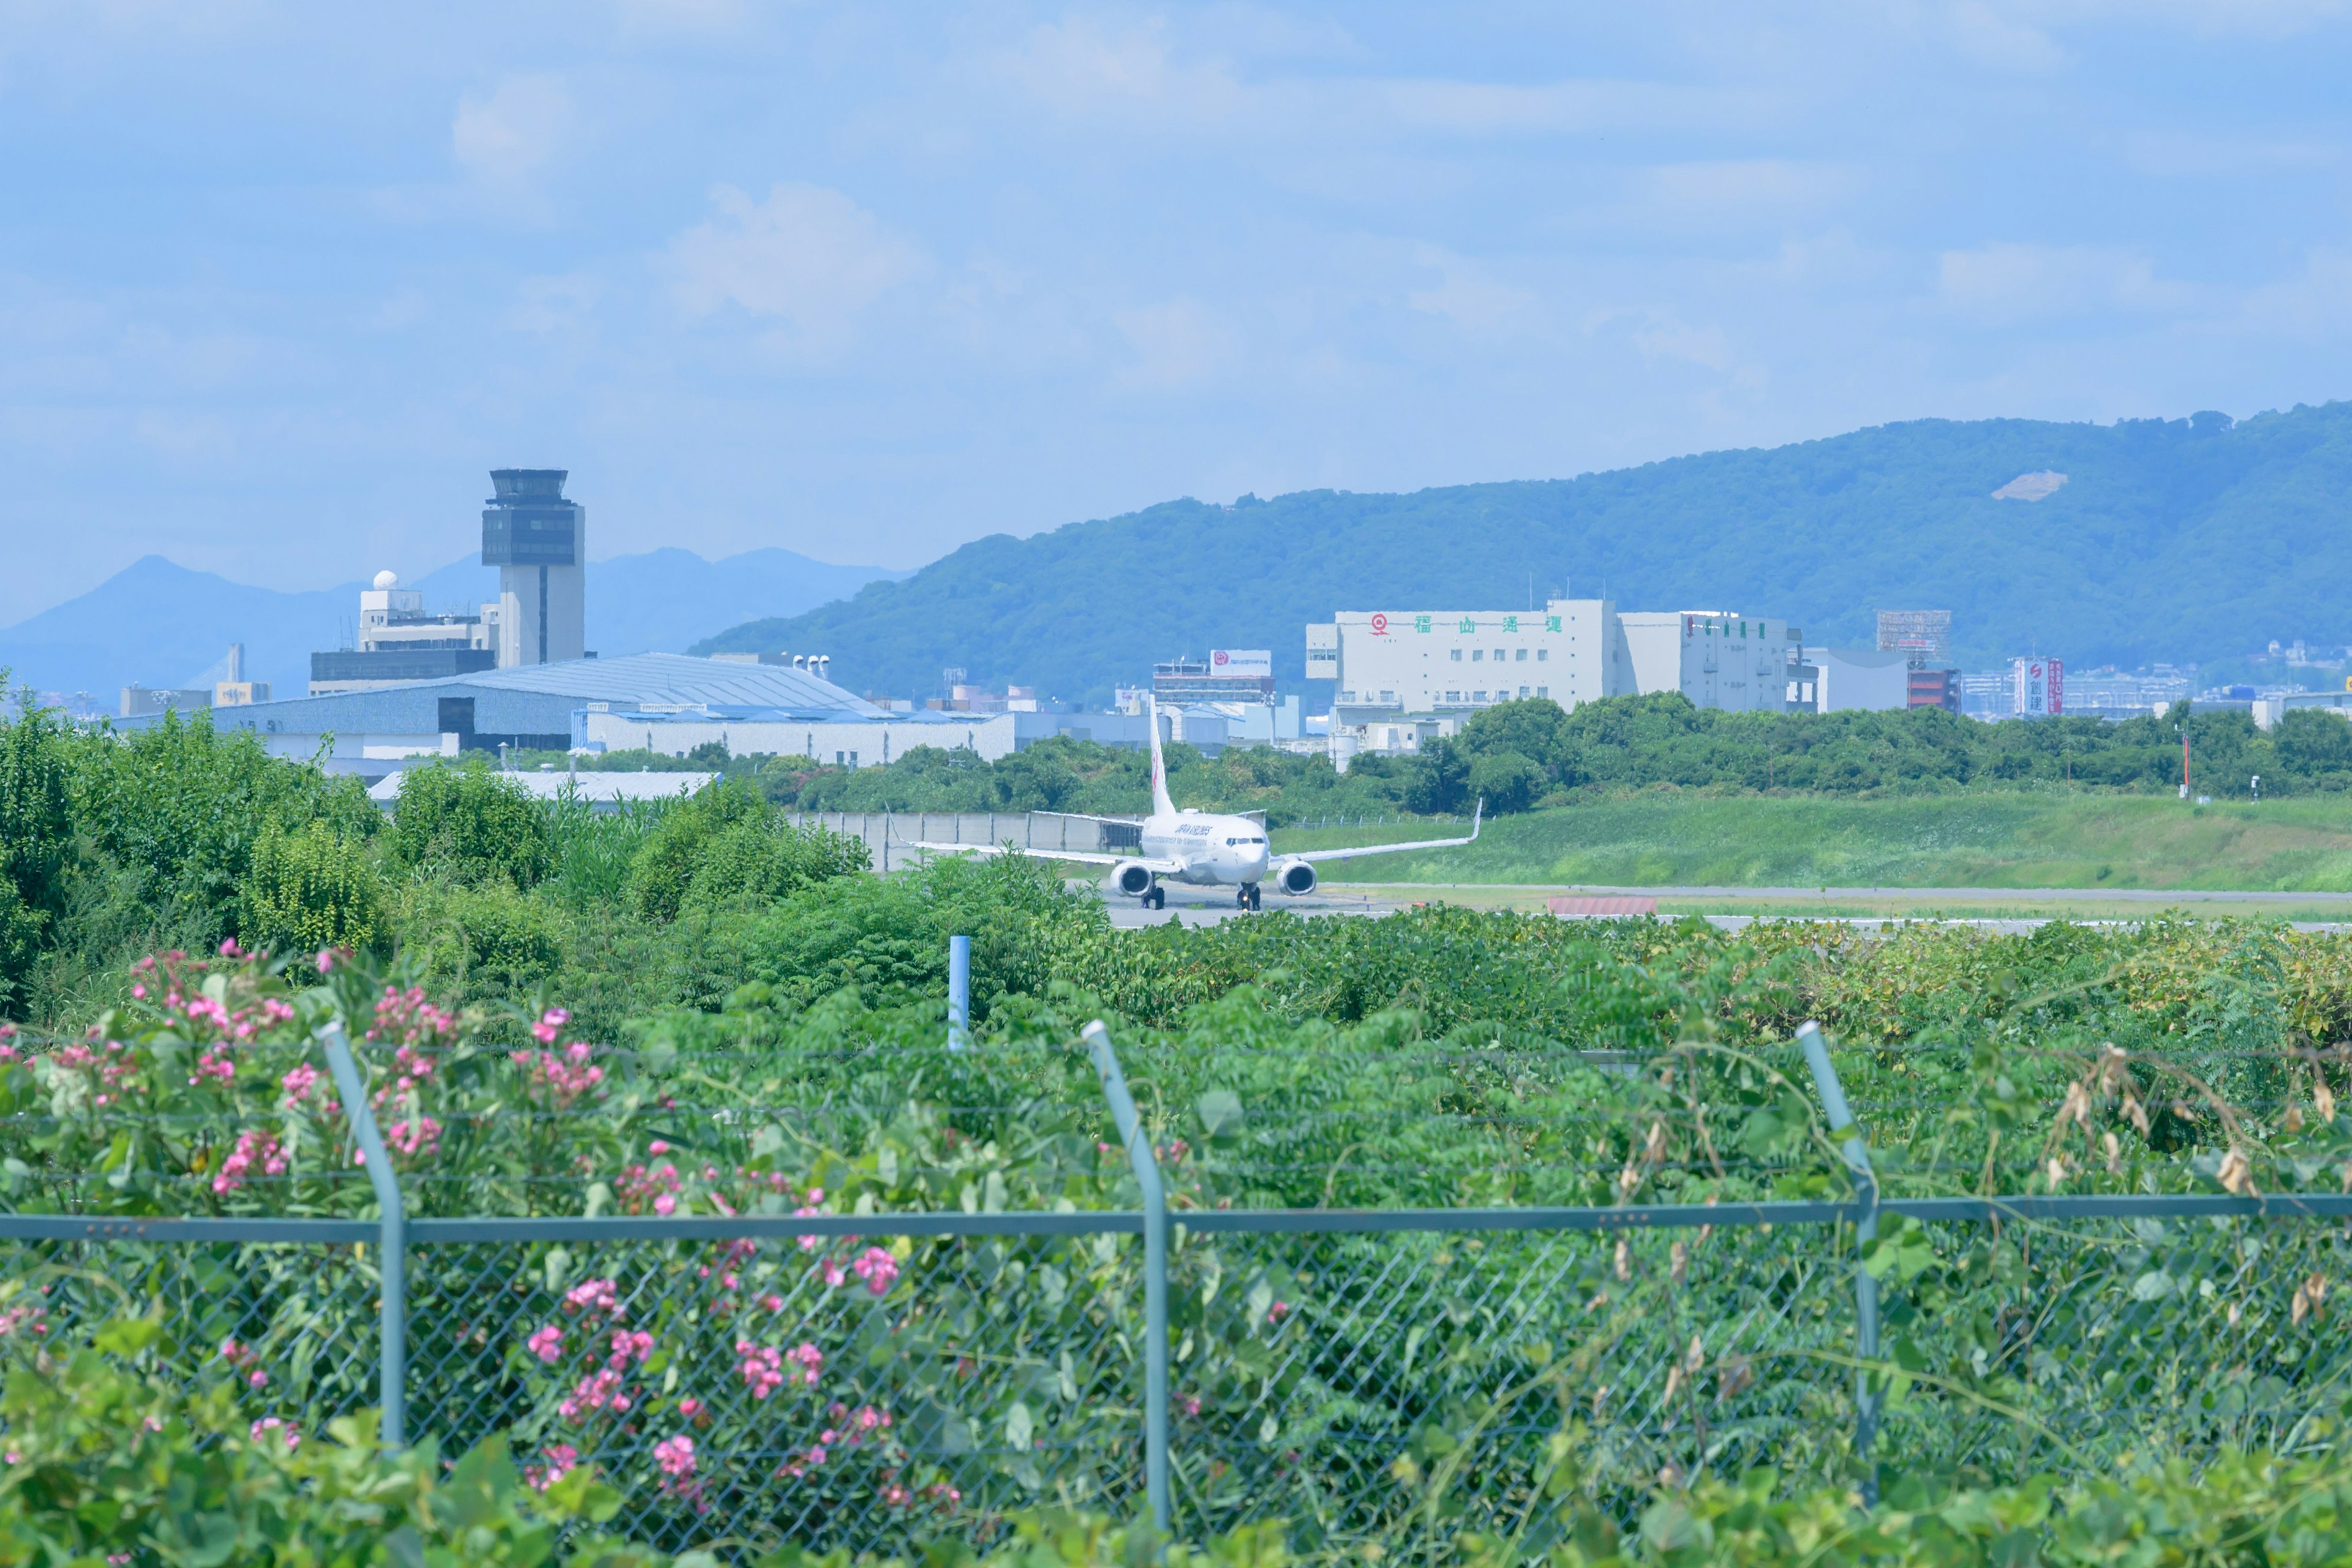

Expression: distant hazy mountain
xmin=0 ymin=547 xmax=908 ymax=703
xmin=695 ymin=402 xmax=2352 ymax=707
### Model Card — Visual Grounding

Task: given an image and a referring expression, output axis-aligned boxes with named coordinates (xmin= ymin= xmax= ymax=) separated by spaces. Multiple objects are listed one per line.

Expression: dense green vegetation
xmin=10 ymin=684 xmax=2352 ymax=1555
xmin=548 ymin=693 xmax=2352 ymax=832
xmin=695 ymin=402 xmax=2352 ymax=703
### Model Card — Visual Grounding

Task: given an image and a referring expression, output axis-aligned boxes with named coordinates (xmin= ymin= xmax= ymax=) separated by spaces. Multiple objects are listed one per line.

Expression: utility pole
xmin=2179 ymin=723 xmax=2192 ymax=799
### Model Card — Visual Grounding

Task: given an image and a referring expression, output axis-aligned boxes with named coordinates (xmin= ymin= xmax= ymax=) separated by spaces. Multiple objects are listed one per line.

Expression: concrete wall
xmin=786 ymin=810 xmax=1139 ymax=872
xmin=1807 ymin=647 xmax=1911 ymax=712
xmin=578 ymin=710 xmax=1020 ymax=764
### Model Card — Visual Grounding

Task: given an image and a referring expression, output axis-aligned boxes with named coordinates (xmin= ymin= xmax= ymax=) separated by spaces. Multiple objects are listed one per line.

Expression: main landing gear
xmin=1141 ymin=881 xmax=1166 ymax=910
xmin=1236 ymin=883 xmax=1262 ymax=911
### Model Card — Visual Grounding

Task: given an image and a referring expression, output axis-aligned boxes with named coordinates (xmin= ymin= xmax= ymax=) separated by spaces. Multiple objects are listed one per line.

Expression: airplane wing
xmin=1283 ymin=799 xmax=1482 ymax=864
xmin=894 ymin=839 xmax=1185 ymax=873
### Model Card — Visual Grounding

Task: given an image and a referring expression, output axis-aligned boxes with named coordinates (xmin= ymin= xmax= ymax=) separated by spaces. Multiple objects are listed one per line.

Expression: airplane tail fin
xmin=1145 ymin=694 xmax=1177 ymax=818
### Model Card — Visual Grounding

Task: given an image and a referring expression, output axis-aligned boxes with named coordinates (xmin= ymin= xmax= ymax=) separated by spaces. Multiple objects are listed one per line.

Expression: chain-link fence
xmin=2 ymin=1022 xmax=2348 ymax=1557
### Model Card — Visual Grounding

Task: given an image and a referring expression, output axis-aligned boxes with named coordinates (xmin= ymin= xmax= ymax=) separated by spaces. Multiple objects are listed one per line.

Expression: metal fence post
xmin=1796 ymin=1020 xmax=1880 ymax=1504
xmin=317 ymin=1020 xmax=407 ymax=1450
xmin=1082 ymin=1020 xmax=1169 ymax=1534
xmin=948 ymin=935 xmax=971 ymax=1052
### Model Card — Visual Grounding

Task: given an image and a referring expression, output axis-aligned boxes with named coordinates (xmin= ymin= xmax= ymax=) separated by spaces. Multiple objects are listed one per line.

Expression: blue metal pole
xmin=948 ymin=935 xmax=971 ymax=1052
xmin=317 ymin=1021 xmax=406 ymax=1450
xmin=1082 ymin=1020 xmax=1168 ymax=1533
xmin=1797 ymin=1020 xmax=1879 ymax=1505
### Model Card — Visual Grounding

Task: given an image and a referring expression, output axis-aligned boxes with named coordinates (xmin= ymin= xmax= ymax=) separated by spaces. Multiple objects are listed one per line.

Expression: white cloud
xmin=1945 ymin=2 xmax=2068 ymax=70
xmin=1111 ymin=298 xmax=1237 ymax=390
xmin=1937 ymin=243 xmax=2193 ymax=322
xmin=452 ymin=75 xmax=573 ymax=183
xmin=666 ymin=184 xmax=927 ymax=353
xmin=1408 ymin=248 xmax=1537 ymax=334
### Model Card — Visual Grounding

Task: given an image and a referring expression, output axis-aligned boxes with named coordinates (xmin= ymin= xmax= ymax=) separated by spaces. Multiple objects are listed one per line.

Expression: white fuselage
xmin=1140 ymin=810 xmax=1272 ymax=886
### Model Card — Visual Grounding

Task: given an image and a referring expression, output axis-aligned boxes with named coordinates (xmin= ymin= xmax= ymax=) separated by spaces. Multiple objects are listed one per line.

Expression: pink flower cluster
xmin=383 ymin=1115 xmax=442 ymax=1161
xmin=219 ymin=1337 xmax=268 ymax=1389
xmin=0 ymin=1303 xmax=48 ymax=1338
xmin=818 ymin=1246 xmax=901 ymax=1295
xmin=606 ymin=1329 xmax=654 ymax=1369
xmin=526 ymin=1325 xmax=564 ymax=1363
xmin=525 ymin=1443 xmax=579 ymax=1492
xmin=213 ymin=1129 xmax=287 ymax=1195
xmin=563 ymin=1278 xmax=623 ymax=1318
xmin=367 ymin=984 xmax=456 ymax=1047
xmin=249 ymin=1417 xmax=300 ymax=1452
xmin=532 ymin=1008 xmax=571 ymax=1045
xmin=558 ymin=1367 xmax=633 ymax=1420
xmin=652 ymin=1433 xmax=700 ymax=1502
xmin=737 ymin=1341 xmax=785 ymax=1399
xmin=278 ymin=1063 xmax=322 ymax=1109
xmin=735 ymin=1338 xmax=821 ymax=1401
xmin=511 ymin=1039 xmax=606 ymax=1107
xmin=777 ymin=1401 xmax=897 ymax=1482
xmin=617 ymin=1159 xmax=685 ymax=1216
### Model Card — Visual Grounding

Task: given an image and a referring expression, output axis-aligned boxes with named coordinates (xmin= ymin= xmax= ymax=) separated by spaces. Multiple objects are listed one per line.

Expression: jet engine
xmin=1109 ymin=862 xmax=1156 ymax=897
xmin=1272 ymin=859 xmax=1317 ymax=896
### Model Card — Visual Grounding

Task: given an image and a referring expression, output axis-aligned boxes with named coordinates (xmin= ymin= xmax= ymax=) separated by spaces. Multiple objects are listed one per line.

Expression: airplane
xmin=896 ymin=695 xmax=1481 ymax=910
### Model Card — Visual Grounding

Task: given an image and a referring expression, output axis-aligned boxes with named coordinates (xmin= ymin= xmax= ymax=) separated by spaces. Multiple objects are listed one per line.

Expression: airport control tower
xmin=481 ymin=469 xmax=586 ymax=668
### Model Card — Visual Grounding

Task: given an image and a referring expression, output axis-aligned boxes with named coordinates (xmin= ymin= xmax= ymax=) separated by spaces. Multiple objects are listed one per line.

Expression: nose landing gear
xmin=1236 ymin=883 xmax=1261 ymax=911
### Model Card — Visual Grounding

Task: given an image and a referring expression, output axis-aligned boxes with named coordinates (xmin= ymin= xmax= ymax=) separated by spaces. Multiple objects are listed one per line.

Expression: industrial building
xmin=1152 ymin=651 xmax=1276 ymax=706
xmin=1310 ymin=601 xmax=1808 ymax=729
xmin=122 ymin=644 xmax=270 ymax=717
xmin=307 ymin=469 xmax=584 ymax=695
xmin=125 ymin=651 xmax=1207 ymax=780
xmin=309 ymin=572 xmax=499 ymax=694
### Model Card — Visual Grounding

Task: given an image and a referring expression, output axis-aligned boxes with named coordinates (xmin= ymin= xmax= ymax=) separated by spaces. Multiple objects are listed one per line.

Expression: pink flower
xmin=607 ymin=1329 xmax=654 ymax=1368
xmin=526 ymin=1325 xmax=564 ymax=1363
xmin=526 ymin=1442 xmax=579 ymax=1491
xmin=761 ymin=1292 xmax=785 ymax=1312
xmin=130 ymin=984 xmax=146 ymax=1000
xmin=532 ymin=1008 xmax=571 ymax=1046
xmin=850 ymin=1246 xmax=900 ymax=1295
xmin=249 ymin=1417 xmax=300 ymax=1451
xmin=736 ymin=1340 xmax=785 ymax=1399
xmin=653 ymin=1433 xmax=696 ymax=1478
xmin=564 ymin=1278 xmax=622 ymax=1317
xmin=679 ymin=1396 xmax=703 ymax=1418
xmin=786 ymin=1342 xmax=823 ymax=1387
xmin=653 ymin=1194 xmax=677 ymax=1216
xmin=648 ymin=1139 xmax=670 ymax=1155
xmin=315 ymin=949 xmax=336 ymax=974
xmin=211 ymin=1129 xmax=285 ymax=1196
xmin=248 ymin=1370 xmax=268 ymax=1390
xmin=1267 ymin=1300 xmax=1291 ymax=1325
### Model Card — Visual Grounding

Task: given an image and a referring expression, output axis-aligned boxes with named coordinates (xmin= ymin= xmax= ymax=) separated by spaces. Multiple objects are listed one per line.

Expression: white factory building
xmin=1310 ymin=602 xmax=1812 ymax=729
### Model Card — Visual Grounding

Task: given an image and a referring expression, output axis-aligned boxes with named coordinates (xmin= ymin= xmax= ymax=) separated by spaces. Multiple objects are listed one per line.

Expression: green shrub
xmin=71 ymin=711 xmax=377 ymax=930
xmin=0 ymin=1300 xmax=666 ymax=1567
xmin=396 ymin=876 xmax=565 ymax=992
xmin=389 ymin=761 xmax=554 ymax=889
xmin=626 ymin=782 xmax=867 ymax=922
xmin=236 ymin=818 xmax=384 ymax=959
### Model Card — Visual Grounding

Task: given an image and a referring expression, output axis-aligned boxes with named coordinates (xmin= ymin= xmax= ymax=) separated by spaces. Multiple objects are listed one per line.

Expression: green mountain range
xmin=695 ymin=402 xmax=2352 ymax=707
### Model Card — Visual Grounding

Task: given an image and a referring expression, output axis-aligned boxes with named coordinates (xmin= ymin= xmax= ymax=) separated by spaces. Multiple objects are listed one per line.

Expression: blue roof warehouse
xmin=124 ymin=652 xmax=1176 ymax=778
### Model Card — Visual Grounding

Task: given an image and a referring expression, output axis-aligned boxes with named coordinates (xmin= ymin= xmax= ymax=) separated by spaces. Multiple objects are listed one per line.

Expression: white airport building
xmin=1310 ymin=602 xmax=1811 ymax=729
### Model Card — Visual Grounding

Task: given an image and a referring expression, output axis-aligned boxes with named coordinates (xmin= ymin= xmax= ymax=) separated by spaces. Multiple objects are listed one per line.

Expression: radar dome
xmin=372 ymin=570 xmax=399 ymax=590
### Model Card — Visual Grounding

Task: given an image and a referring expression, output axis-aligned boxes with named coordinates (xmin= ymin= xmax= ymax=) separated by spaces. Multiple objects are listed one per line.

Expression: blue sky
xmin=4 ymin=1 xmax=2350 ymax=624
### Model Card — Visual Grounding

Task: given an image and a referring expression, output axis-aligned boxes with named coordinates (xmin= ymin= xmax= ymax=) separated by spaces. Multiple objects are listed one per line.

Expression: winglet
xmin=1469 ymin=797 xmax=1482 ymax=840
xmin=1145 ymin=693 xmax=1177 ymax=818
